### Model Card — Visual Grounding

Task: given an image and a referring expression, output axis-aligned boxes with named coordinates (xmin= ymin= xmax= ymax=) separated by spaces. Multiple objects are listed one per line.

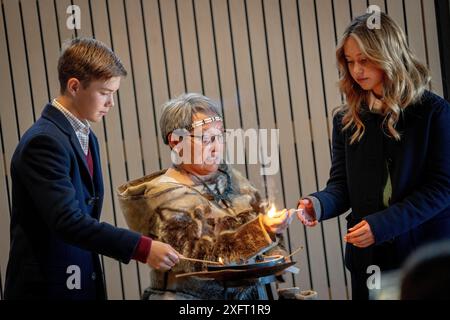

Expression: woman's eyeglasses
xmin=188 ymin=132 xmax=225 ymax=145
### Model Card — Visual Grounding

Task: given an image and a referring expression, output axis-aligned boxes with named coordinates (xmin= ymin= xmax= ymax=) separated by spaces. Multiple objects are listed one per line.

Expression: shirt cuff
xmin=132 ymin=236 xmax=152 ymax=263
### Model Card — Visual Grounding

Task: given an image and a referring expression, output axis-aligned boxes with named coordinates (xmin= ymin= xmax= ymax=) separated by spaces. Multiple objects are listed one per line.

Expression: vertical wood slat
xmin=0 ymin=0 xmax=19 ymax=205
xmin=227 ymin=0 xmax=266 ymax=197
xmin=0 ymin=107 xmax=11 ymax=302
xmin=72 ymin=0 xmax=92 ymax=38
xmin=0 ymin=1 xmax=13 ymax=301
xmin=0 ymin=0 xmax=445 ymax=300
xmin=3 ymin=0 xmax=34 ymax=136
xmin=369 ymin=0 xmax=386 ymax=12
xmin=37 ymin=0 xmax=63 ymax=99
xmin=55 ymin=0 xmax=75 ymax=42
xmin=405 ymin=0 xmax=428 ymax=66
xmin=142 ymin=0 xmax=171 ymax=170
xmin=177 ymin=0 xmax=203 ymax=94
xmin=21 ymin=0 xmax=50 ymax=117
xmin=333 ymin=0 xmax=352 ymax=43
xmin=0 ymin=128 xmax=9 ymax=301
xmin=386 ymin=0 xmax=407 ymax=34
xmin=194 ymin=0 xmax=221 ymax=100
xmin=351 ymin=0 xmax=369 ymax=17
xmin=211 ymin=0 xmax=247 ymax=176
xmin=159 ymin=0 xmax=186 ymax=100
xmin=422 ymin=0 xmax=443 ymax=95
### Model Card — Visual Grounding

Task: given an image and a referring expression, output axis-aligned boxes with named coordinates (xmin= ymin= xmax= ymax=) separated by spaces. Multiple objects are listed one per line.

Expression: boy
xmin=4 ymin=38 xmax=179 ymax=300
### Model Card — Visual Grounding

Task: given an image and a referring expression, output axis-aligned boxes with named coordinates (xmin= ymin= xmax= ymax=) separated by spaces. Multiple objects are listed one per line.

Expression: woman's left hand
xmin=344 ymin=220 xmax=375 ymax=248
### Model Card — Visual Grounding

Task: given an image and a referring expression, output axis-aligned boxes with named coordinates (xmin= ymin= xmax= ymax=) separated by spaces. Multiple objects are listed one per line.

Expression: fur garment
xmin=117 ymin=166 xmax=286 ymax=299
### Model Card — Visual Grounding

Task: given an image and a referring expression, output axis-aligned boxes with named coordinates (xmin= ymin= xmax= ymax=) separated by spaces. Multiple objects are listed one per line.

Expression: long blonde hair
xmin=336 ymin=13 xmax=430 ymax=144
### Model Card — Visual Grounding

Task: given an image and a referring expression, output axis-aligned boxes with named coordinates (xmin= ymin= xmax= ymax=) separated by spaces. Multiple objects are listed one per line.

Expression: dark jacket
xmin=312 ymin=91 xmax=450 ymax=295
xmin=4 ymin=104 xmax=141 ymax=300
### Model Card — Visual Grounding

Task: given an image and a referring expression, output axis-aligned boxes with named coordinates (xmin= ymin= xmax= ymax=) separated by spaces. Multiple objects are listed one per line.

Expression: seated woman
xmin=118 ymin=93 xmax=292 ymax=300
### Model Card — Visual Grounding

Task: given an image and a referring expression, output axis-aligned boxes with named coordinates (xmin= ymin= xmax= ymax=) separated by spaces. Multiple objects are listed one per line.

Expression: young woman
xmin=297 ymin=13 xmax=450 ymax=300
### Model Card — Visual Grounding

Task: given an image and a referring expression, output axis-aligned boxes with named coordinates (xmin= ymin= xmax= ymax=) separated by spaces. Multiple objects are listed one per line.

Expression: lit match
xmin=266 ymin=204 xmax=287 ymax=219
xmin=267 ymin=204 xmax=277 ymax=218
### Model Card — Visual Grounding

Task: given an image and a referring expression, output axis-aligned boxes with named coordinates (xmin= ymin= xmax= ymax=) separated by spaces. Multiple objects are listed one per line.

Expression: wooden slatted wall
xmin=0 ymin=0 xmax=443 ymax=300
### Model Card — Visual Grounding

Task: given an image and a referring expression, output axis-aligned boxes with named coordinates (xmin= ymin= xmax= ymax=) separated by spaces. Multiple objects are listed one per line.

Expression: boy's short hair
xmin=58 ymin=37 xmax=127 ymax=94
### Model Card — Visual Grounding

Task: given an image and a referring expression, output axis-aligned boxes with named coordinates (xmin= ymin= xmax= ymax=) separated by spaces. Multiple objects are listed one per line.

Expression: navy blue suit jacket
xmin=5 ymin=104 xmax=141 ymax=300
xmin=312 ymin=91 xmax=450 ymax=271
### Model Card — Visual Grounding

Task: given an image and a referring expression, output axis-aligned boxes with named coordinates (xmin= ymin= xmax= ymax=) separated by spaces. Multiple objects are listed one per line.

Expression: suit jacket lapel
xmin=41 ymin=104 xmax=95 ymax=194
xmin=89 ymin=132 xmax=104 ymax=199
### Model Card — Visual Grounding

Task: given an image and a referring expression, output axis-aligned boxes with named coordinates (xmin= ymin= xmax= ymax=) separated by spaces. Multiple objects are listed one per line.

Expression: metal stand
xmin=221 ymin=275 xmax=277 ymax=300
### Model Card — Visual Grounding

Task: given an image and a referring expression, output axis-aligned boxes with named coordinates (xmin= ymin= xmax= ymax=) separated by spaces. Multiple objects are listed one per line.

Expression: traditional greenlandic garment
xmin=117 ymin=165 xmax=286 ymax=299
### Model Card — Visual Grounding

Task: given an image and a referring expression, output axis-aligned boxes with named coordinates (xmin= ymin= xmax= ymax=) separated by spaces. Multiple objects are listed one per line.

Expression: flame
xmin=267 ymin=204 xmax=277 ymax=218
xmin=218 ymin=257 xmax=224 ymax=265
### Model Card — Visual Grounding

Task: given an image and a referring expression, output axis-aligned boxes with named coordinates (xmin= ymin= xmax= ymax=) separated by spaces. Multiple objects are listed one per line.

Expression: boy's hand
xmin=146 ymin=241 xmax=180 ymax=271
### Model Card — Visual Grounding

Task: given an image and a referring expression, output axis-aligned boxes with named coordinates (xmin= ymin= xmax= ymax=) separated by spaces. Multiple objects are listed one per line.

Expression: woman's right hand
xmin=297 ymin=198 xmax=318 ymax=227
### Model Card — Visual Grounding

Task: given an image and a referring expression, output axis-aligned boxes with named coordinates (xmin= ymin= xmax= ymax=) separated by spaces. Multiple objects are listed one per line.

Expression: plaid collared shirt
xmin=52 ymin=99 xmax=91 ymax=155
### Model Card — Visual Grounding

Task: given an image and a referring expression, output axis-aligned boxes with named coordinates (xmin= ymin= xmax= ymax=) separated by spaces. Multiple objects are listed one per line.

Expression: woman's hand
xmin=262 ymin=209 xmax=294 ymax=234
xmin=297 ymin=198 xmax=318 ymax=227
xmin=344 ymin=220 xmax=375 ymax=248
